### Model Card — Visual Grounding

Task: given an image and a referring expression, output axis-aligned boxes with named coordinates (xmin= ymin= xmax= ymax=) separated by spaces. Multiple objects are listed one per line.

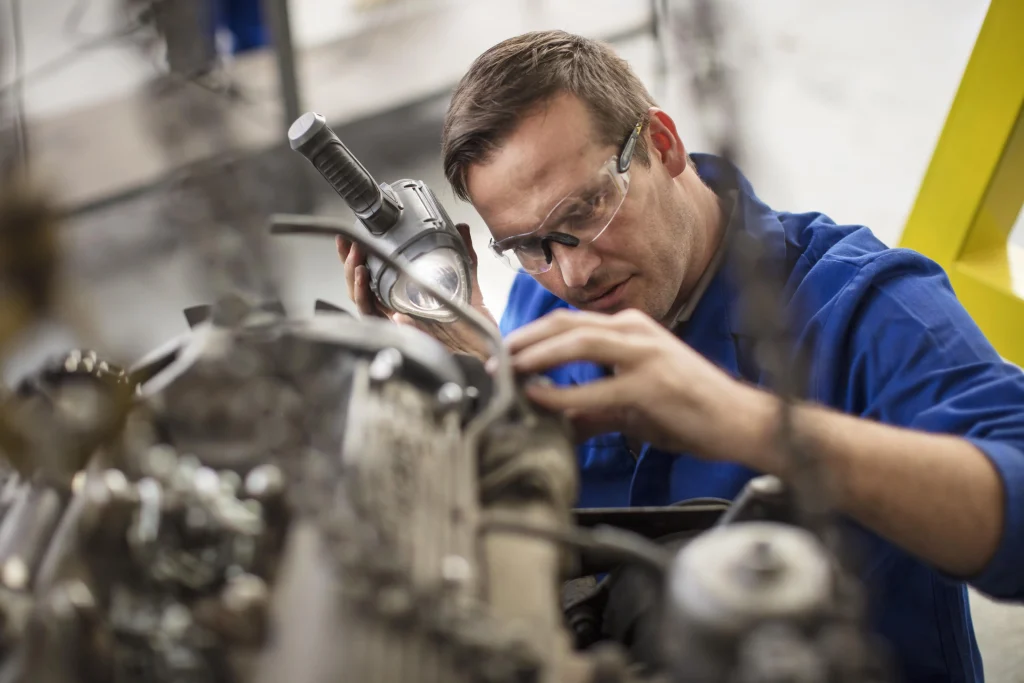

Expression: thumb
xmin=392 ymin=314 xmax=442 ymax=339
xmin=455 ymin=223 xmax=479 ymax=269
xmin=392 ymin=313 xmax=420 ymax=327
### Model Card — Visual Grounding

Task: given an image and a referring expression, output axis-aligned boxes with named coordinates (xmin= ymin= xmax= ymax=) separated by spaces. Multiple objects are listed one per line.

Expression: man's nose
xmin=553 ymin=242 xmax=601 ymax=289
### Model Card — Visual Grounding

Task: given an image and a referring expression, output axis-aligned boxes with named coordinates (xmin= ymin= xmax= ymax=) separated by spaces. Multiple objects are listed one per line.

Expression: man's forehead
xmin=469 ymin=99 xmax=604 ymax=239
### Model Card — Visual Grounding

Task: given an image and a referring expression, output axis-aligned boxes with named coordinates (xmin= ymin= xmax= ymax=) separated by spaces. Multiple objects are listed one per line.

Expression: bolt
xmin=63 ymin=581 xmax=96 ymax=611
xmin=437 ymin=383 xmax=464 ymax=407
xmin=368 ymin=348 xmax=403 ymax=382
xmin=244 ymin=464 xmax=284 ymax=499
xmin=219 ymin=470 xmax=242 ymax=496
xmin=441 ymin=555 xmax=472 ymax=587
xmin=744 ymin=539 xmax=784 ymax=582
xmin=750 ymin=475 xmax=785 ymax=496
xmin=161 ymin=603 xmax=193 ymax=638
xmin=49 ymin=580 xmax=97 ymax=621
xmin=145 ymin=444 xmax=179 ymax=481
xmin=103 ymin=469 xmax=131 ymax=500
xmin=174 ymin=455 xmax=201 ymax=492
xmin=223 ymin=573 xmax=268 ymax=614
xmin=135 ymin=477 xmax=162 ymax=544
xmin=194 ymin=467 xmax=221 ymax=498
xmin=1 ymin=558 xmax=28 ymax=591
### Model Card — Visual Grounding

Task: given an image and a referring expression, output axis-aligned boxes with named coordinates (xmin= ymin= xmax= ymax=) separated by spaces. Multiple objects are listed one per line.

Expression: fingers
xmin=335 ymin=235 xmax=350 ymax=261
xmin=340 ymin=242 xmax=375 ymax=317
xmin=342 ymin=240 xmax=360 ymax=297
xmin=511 ymin=327 xmax=646 ymax=374
xmin=352 ymin=266 xmax=380 ymax=317
xmin=524 ymin=376 xmax=631 ymax=414
xmin=504 ymin=308 xmax=653 ymax=354
xmin=392 ymin=313 xmax=419 ymax=327
xmin=340 ymin=238 xmax=400 ymax=320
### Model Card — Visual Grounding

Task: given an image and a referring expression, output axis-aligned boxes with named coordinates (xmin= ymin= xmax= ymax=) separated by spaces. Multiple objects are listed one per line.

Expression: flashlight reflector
xmin=389 ymin=249 xmax=469 ymax=323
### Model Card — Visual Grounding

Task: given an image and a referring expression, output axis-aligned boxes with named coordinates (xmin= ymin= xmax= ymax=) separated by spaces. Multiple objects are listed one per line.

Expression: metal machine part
xmin=662 ymin=521 xmax=889 ymax=683
xmin=0 ymin=288 xmax=612 ymax=683
xmin=244 ymin=348 xmax=587 ymax=683
xmin=668 ymin=523 xmax=833 ymax=638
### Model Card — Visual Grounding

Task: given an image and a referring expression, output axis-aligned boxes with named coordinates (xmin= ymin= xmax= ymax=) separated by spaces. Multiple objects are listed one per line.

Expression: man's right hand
xmin=335 ymin=223 xmax=498 ymax=361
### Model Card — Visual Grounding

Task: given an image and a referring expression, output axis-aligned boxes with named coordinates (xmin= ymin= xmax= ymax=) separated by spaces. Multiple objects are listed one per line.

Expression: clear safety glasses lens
xmin=491 ymin=159 xmax=629 ymax=274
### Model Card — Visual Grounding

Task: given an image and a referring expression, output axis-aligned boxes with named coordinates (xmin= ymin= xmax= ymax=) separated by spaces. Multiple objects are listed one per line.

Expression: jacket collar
xmin=681 ymin=153 xmax=790 ymax=337
xmin=563 ymin=154 xmax=788 ymax=387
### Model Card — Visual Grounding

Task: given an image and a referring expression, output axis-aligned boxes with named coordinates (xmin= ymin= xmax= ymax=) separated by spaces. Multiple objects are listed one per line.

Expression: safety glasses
xmin=488 ymin=120 xmax=643 ymax=274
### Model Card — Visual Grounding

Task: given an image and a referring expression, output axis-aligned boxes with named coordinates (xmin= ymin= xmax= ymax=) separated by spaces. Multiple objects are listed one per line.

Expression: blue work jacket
xmin=499 ymin=154 xmax=1024 ymax=682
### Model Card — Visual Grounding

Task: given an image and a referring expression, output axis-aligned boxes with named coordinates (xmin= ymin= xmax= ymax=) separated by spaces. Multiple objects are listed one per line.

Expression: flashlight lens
xmin=391 ymin=249 xmax=469 ymax=322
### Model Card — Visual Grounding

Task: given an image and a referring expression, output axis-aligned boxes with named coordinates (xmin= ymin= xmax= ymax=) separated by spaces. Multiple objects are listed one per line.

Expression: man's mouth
xmin=580 ymin=277 xmax=632 ymax=311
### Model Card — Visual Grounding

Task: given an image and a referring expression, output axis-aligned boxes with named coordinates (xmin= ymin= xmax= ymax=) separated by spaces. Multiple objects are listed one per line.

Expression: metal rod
xmin=261 ymin=0 xmax=302 ymax=131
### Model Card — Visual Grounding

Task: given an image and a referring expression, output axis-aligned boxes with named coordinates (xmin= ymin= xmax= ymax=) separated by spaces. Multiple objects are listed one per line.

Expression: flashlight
xmin=288 ymin=112 xmax=472 ymax=324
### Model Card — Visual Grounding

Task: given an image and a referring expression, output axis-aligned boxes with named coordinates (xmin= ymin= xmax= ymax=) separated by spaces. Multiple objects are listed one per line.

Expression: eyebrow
xmin=491 ymin=159 xmax=605 ymax=240
xmin=542 ymin=180 xmax=603 ymax=223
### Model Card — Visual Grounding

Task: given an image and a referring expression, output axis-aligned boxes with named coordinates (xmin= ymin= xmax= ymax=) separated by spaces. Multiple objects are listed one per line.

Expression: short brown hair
xmin=442 ymin=30 xmax=657 ymax=202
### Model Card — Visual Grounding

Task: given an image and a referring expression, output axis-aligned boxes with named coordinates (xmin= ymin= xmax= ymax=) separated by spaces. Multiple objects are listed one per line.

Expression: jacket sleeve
xmin=813 ymin=248 xmax=1024 ymax=600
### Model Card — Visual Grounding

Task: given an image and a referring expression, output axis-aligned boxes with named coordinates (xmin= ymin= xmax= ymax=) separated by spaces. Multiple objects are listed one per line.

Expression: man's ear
xmin=646 ymin=107 xmax=687 ymax=178
xmin=455 ymin=223 xmax=479 ymax=268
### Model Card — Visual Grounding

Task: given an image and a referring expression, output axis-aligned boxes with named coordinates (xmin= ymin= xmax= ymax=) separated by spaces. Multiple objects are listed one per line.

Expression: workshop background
xmin=4 ymin=0 xmax=1023 ymax=678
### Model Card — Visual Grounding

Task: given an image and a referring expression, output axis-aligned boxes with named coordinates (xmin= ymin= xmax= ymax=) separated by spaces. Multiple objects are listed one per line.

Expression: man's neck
xmin=663 ymin=185 xmax=730 ymax=328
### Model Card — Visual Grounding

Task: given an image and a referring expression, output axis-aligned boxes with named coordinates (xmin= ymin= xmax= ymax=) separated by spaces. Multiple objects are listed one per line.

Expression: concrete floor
xmin=5 ymin=0 xmax=1024 ymax=679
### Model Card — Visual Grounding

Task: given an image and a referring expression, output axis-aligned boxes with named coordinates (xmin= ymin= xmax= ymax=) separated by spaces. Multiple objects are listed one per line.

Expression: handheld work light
xmin=288 ymin=112 xmax=472 ymax=324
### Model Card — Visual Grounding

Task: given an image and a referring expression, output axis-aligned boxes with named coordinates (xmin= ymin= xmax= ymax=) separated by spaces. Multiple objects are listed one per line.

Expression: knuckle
xmin=549 ymin=308 xmax=573 ymax=323
xmin=616 ymin=308 xmax=649 ymax=326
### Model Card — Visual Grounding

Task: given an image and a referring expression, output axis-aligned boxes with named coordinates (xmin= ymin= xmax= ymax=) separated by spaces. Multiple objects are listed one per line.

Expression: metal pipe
xmin=261 ymin=0 xmax=303 ymax=132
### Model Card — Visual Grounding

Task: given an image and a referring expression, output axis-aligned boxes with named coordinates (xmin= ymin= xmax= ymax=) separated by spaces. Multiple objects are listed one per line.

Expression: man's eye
xmin=564 ymin=192 xmax=606 ymax=226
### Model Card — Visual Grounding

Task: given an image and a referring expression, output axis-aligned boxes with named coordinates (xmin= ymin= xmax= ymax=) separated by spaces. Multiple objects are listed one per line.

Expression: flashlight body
xmin=288 ymin=112 xmax=401 ymax=234
xmin=367 ymin=179 xmax=473 ymax=320
xmin=287 ymin=111 xmax=473 ymax=323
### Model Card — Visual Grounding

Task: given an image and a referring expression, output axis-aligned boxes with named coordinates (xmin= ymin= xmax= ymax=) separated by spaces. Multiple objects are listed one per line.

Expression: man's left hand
xmin=505 ymin=308 xmax=762 ymax=456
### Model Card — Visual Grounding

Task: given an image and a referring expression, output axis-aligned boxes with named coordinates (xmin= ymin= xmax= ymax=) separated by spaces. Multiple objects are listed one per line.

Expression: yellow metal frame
xmin=899 ymin=0 xmax=1024 ymax=366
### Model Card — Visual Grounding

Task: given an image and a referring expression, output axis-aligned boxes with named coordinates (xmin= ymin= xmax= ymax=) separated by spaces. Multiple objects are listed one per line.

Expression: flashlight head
xmin=366 ymin=180 xmax=473 ymax=324
xmin=388 ymin=248 xmax=470 ymax=323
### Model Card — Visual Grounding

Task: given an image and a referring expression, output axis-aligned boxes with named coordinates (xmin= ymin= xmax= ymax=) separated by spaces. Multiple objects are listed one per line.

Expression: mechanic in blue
xmin=337 ymin=30 xmax=1024 ymax=682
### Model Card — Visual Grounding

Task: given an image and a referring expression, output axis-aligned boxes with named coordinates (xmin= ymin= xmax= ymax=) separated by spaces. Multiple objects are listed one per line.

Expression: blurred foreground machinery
xmin=0 ymin=313 xmax=893 ymax=683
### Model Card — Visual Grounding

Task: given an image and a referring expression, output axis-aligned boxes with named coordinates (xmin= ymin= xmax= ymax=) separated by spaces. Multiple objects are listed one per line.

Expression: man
xmin=337 ymin=30 xmax=1024 ymax=681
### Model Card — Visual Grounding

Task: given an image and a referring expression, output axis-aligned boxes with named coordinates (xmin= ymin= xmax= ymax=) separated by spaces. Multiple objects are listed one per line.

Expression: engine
xmin=0 ymin=301 xmax=893 ymax=683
